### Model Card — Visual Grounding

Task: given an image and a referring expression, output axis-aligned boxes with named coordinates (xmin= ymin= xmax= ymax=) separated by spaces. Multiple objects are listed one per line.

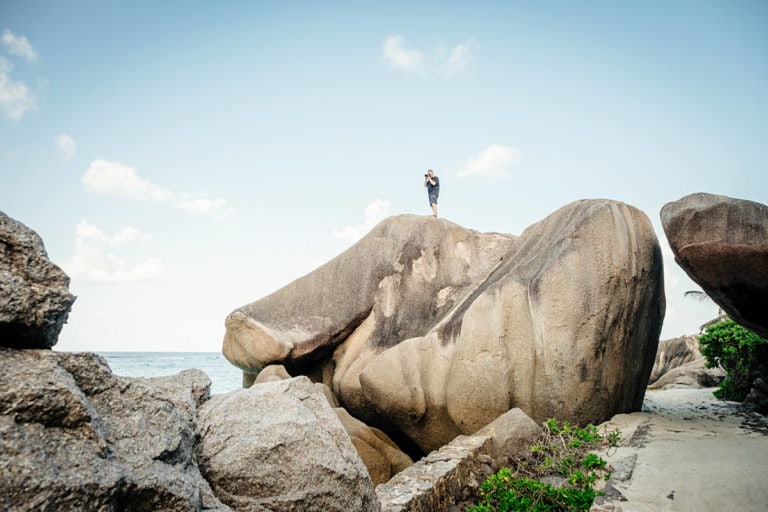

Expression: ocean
xmin=100 ymin=352 xmax=243 ymax=395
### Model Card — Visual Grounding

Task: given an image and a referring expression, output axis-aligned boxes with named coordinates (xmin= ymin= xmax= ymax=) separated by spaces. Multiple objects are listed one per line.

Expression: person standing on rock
xmin=424 ymin=169 xmax=440 ymax=217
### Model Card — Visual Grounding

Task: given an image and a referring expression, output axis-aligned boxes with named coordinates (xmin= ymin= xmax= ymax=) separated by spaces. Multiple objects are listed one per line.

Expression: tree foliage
xmin=699 ymin=318 xmax=768 ymax=401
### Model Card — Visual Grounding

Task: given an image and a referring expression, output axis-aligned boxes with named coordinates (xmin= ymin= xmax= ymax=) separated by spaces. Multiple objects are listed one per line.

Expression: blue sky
xmin=1 ymin=0 xmax=766 ymax=351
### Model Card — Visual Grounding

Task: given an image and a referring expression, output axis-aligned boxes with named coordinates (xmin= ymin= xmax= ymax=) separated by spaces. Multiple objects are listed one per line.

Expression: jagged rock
xmin=196 ymin=376 xmax=379 ymax=512
xmin=0 ymin=211 xmax=76 ymax=349
xmin=0 ymin=348 xmax=228 ymax=512
xmin=661 ymin=193 xmax=768 ymax=339
xmin=225 ymin=202 xmax=664 ymax=454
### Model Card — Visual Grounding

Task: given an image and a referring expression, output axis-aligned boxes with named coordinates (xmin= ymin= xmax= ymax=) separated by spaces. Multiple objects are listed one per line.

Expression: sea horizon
xmin=96 ymin=351 xmax=243 ymax=395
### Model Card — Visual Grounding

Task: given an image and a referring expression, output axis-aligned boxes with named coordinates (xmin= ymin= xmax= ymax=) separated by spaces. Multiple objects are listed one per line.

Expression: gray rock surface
xmin=0 ymin=211 xmax=76 ymax=349
xmin=224 ymin=201 xmax=665 ymax=453
xmin=661 ymin=192 xmax=768 ymax=339
xmin=196 ymin=376 xmax=379 ymax=512
xmin=0 ymin=348 xmax=228 ymax=512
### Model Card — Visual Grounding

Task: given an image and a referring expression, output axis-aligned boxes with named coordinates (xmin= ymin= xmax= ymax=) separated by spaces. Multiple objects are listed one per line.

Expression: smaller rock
xmin=253 ymin=364 xmax=292 ymax=384
xmin=334 ymin=407 xmax=413 ymax=485
xmin=197 ymin=376 xmax=379 ymax=512
xmin=475 ymin=408 xmax=542 ymax=466
xmin=648 ymin=358 xmax=724 ymax=390
xmin=745 ymin=378 xmax=768 ymax=414
xmin=649 ymin=335 xmax=701 ymax=384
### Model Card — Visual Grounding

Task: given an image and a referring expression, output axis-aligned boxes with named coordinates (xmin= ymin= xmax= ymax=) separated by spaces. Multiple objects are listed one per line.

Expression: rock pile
xmin=0 ymin=348 xmax=229 ymax=511
xmin=224 ymin=200 xmax=666 ymax=455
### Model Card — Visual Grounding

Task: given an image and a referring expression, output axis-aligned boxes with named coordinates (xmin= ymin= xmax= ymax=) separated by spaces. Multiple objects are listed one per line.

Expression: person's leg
xmin=431 ymin=202 xmax=438 ymax=217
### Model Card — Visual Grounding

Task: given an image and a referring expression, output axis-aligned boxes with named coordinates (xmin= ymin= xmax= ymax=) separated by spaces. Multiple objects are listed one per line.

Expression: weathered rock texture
xmin=649 ymin=335 xmax=702 ymax=384
xmin=0 ymin=348 xmax=228 ymax=512
xmin=224 ymin=200 xmax=665 ymax=454
xmin=196 ymin=376 xmax=379 ymax=512
xmin=376 ymin=408 xmax=541 ymax=512
xmin=0 ymin=211 xmax=76 ymax=349
xmin=661 ymin=193 xmax=768 ymax=339
xmin=648 ymin=335 xmax=724 ymax=390
xmin=251 ymin=364 xmax=412 ymax=485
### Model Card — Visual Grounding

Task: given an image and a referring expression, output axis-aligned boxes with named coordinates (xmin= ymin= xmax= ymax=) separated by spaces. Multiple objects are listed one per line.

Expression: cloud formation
xmin=82 ymin=159 xmax=230 ymax=218
xmin=456 ymin=145 xmax=522 ymax=179
xmin=0 ymin=56 xmax=36 ymax=120
xmin=1 ymin=29 xmax=39 ymax=62
xmin=382 ymin=35 xmax=477 ymax=76
xmin=441 ymin=39 xmax=479 ymax=76
xmin=333 ymin=198 xmax=390 ymax=244
xmin=382 ymin=35 xmax=424 ymax=72
xmin=65 ymin=221 xmax=166 ymax=284
xmin=83 ymin=160 xmax=174 ymax=201
xmin=55 ymin=133 xmax=76 ymax=159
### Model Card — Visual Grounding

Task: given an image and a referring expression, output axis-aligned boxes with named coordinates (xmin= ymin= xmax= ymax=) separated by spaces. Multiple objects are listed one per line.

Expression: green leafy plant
xmin=466 ymin=419 xmax=619 ymax=512
xmin=699 ymin=318 xmax=768 ymax=401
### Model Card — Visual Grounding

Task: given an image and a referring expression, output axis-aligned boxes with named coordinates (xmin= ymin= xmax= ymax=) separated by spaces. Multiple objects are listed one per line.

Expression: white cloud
xmin=1 ymin=29 xmax=39 ymax=62
xmin=382 ymin=35 xmax=477 ymax=76
xmin=333 ymin=198 xmax=391 ymax=244
xmin=55 ymin=133 xmax=76 ymax=159
xmin=65 ymin=221 xmax=166 ymax=284
xmin=456 ymin=145 xmax=523 ymax=179
xmin=0 ymin=56 xmax=36 ymax=121
xmin=82 ymin=159 xmax=231 ymax=219
xmin=82 ymin=160 xmax=175 ymax=201
xmin=440 ymin=39 xmax=478 ymax=76
xmin=382 ymin=35 xmax=424 ymax=72
xmin=174 ymin=197 xmax=229 ymax=217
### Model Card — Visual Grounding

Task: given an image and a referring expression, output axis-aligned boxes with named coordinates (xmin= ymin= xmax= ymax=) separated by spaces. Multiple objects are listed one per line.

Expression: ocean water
xmin=100 ymin=352 xmax=243 ymax=395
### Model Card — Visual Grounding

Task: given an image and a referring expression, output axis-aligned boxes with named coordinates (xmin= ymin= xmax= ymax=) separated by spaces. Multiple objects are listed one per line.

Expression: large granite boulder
xmin=0 ymin=348 xmax=228 ymax=511
xmin=0 ymin=211 xmax=76 ymax=349
xmin=223 ymin=215 xmax=516 ymax=376
xmin=661 ymin=193 xmax=768 ymax=339
xmin=196 ymin=376 xmax=379 ymax=512
xmin=224 ymin=200 xmax=665 ymax=453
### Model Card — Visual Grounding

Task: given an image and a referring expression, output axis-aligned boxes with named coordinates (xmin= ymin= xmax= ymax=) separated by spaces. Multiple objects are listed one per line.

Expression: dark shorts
xmin=429 ymin=192 xmax=438 ymax=205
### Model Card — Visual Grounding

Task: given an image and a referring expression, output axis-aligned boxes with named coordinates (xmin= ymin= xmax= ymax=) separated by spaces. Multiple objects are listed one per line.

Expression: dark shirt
xmin=427 ymin=176 xmax=440 ymax=195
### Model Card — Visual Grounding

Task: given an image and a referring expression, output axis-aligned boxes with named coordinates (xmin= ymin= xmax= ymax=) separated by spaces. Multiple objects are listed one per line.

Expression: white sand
xmin=593 ymin=388 xmax=768 ymax=512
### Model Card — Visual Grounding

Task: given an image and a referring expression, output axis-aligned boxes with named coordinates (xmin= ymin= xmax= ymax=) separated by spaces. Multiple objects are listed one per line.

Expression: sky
xmin=1 ymin=0 xmax=766 ymax=352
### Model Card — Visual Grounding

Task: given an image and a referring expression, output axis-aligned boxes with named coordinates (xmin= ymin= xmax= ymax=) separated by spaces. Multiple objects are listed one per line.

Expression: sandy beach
xmin=594 ymin=388 xmax=768 ymax=512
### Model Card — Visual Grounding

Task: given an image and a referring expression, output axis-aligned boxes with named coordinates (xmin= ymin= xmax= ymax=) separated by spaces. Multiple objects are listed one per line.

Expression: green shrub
xmin=466 ymin=419 xmax=619 ymax=512
xmin=699 ymin=318 xmax=768 ymax=401
xmin=467 ymin=468 xmax=595 ymax=512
